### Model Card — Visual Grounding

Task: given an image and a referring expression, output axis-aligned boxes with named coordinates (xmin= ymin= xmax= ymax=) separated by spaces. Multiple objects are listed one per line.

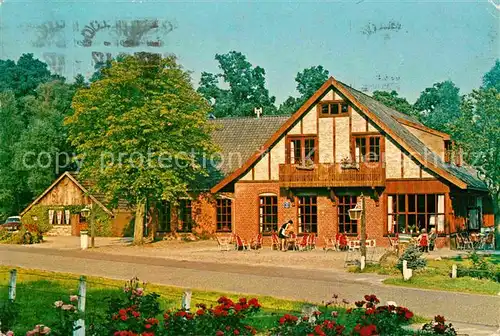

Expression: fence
xmin=0 ymin=268 xmax=305 ymax=336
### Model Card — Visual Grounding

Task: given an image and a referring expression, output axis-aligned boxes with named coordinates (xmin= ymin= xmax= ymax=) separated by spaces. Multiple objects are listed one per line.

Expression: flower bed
xmin=0 ymin=278 xmax=457 ymax=336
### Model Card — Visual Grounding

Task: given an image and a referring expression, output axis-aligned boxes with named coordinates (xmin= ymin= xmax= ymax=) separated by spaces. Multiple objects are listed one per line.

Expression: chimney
xmin=454 ymin=146 xmax=463 ymax=167
xmin=254 ymin=107 xmax=262 ymax=118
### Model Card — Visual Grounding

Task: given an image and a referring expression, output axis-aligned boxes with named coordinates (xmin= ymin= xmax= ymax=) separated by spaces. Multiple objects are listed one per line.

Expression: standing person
xmin=429 ymin=228 xmax=437 ymax=251
xmin=279 ymin=220 xmax=292 ymax=251
xmin=417 ymin=228 xmax=429 ymax=252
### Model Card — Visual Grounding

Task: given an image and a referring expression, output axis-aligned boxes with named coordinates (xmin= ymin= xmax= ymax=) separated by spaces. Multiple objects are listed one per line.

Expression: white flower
xmin=69 ymin=295 xmax=78 ymax=302
xmin=54 ymin=301 xmax=64 ymax=308
xmin=61 ymin=304 xmax=75 ymax=311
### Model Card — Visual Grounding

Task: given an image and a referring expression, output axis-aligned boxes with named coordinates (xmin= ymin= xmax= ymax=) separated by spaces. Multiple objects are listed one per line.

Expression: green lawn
xmin=0 ymin=266 xmax=321 ymax=335
xmin=351 ymin=254 xmax=500 ymax=295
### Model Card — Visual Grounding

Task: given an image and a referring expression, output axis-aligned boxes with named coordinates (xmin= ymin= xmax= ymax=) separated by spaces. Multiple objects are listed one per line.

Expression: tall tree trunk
xmin=134 ymin=199 xmax=146 ymax=245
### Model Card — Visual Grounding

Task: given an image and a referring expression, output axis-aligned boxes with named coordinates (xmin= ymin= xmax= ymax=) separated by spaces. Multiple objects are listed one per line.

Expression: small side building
xmin=20 ymin=171 xmax=134 ymax=236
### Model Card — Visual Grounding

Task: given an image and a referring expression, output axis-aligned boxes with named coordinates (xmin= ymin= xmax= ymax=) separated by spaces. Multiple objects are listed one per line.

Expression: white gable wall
xmin=236 ymin=87 xmax=438 ymax=182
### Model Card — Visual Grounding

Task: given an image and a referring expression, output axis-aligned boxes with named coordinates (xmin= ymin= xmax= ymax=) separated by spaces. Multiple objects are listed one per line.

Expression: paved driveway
xmin=0 ymin=244 xmax=499 ymax=335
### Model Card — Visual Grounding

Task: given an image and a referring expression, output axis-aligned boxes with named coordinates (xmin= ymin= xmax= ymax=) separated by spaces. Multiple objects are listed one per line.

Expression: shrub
xmin=397 ymin=245 xmax=427 ymax=272
xmin=271 ymin=294 xmax=414 ymax=336
xmin=105 ymin=277 xmax=162 ymax=335
xmin=50 ymin=296 xmax=82 ymax=336
xmin=420 ymin=315 xmax=457 ymax=335
xmin=456 ymin=252 xmax=500 ymax=282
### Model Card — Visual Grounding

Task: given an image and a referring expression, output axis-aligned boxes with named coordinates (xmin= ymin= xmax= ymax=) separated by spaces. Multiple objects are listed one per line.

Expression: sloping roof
xmin=336 ymin=81 xmax=487 ymax=190
xmin=20 ymin=172 xmax=115 ymax=216
xmin=70 ymin=172 xmax=131 ymax=211
xmin=209 ymin=115 xmax=289 ymax=176
xmin=211 ymin=77 xmax=487 ymax=193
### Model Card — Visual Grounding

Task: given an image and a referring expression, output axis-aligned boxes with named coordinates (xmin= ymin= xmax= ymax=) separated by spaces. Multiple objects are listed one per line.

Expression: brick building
xmin=156 ymin=77 xmax=494 ymax=248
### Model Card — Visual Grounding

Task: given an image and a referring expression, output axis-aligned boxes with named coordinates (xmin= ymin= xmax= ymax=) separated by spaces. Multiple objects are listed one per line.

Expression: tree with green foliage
xmin=13 ymin=80 xmax=77 ymax=196
xmin=414 ymin=80 xmax=461 ymax=133
xmin=0 ymin=91 xmax=26 ymax=219
xmin=295 ymin=65 xmax=329 ymax=99
xmin=482 ymin=59 xmax=500 ymax=91
xmin=372 ymin=90 xmax=419 ymax=119
xmin=198 ymin=51 xmax=277 ymax=117
xmin=66 ymin=53 xmax=217 ymax=244
xmin=278 ymin=66 xmax=329 ymax=115
xmin=451 ymin=87 xmax=500 ymax=249
xmin=0 ymin=54 xmax=53 ymax=99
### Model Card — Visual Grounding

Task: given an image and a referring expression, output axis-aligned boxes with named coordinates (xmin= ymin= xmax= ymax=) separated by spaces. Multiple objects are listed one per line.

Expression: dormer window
xmin=319 ymin=101 xmax=349 ymax=117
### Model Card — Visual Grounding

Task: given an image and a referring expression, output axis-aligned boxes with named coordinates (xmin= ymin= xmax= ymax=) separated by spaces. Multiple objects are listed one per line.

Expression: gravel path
xmin=0 ymin=244 xmax=498 ymax=335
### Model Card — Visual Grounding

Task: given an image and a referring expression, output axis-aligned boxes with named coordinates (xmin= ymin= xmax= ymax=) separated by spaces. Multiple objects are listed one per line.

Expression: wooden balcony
xmin=279 ymin=163 xmax=385 ymax=188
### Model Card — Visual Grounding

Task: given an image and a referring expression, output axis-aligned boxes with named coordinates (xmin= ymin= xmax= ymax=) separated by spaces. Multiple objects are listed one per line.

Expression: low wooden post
xmin=451 ymin=264 xmax=457 ymax=279
xmin=182 ymin=290 xmax=192 ymax=312
xmin=360 ymin=256 xmax=366 ymax=270
xmin=74 ymin=276 xmax=86 ymax=336
xmin=8 ymin=269 xmax=17 ymax=302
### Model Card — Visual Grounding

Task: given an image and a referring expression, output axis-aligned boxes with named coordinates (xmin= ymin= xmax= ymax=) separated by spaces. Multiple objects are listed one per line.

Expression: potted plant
xmin=296 ymin=158 xmax=315 ymax=170
xmin=340 ymin=157 xmax=360 ymax=170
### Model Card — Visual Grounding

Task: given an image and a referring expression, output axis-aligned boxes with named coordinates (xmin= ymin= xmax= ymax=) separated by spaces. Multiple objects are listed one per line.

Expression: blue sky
xmin=0 ymin=0 xmax=498 ymax=103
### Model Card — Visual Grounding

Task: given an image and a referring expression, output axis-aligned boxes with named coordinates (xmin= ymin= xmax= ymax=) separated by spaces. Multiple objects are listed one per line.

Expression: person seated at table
xmin=417 ymin=228 xmax=429 ymax=252
xmin=428 ymin=228 xmax=437 ymax=251
xmin=339 ymin=233 xmax=348 ymax=251
xmin=278 ymin=220 xmax=292 ymax=251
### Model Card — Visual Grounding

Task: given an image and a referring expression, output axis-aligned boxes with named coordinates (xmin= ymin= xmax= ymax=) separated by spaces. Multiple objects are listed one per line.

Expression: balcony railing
xmin=279 ymin=163 xmax=385 ymax=188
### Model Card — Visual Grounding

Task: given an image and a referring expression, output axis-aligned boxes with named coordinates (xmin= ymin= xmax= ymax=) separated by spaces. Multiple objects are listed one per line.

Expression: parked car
xmin=1 ymin=216 xmax=22 ymax=231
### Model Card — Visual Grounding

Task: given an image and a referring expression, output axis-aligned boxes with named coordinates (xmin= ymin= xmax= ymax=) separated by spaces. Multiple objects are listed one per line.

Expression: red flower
xmin=435 ymin=315 xmax=446 ymax=323
xmin=405 ymin=311 xmax=414 ymax=320
xmin=120 ymin=315 xmax=128 ymax=321
xmin=132 ymin=311 xmax=140 ymax=318
xmin=119 ymin=309 xmax=127 ymax=315
xmin=197 ymin=309 xmax=205 ymax=316
xmin=314 ymin=325 xmax=326 ymax=336
xmin=279 ymin=317 xmax=286 ymax=325
xmin=233 ymin=329 xmax=240 ymax=335
xmin=215 ymin=331 xmax=224 ymax=336
xmin=144 ymin=324 xmax=151 ymax=329
xmin=248 ymin=298 xmax=260 ymax=308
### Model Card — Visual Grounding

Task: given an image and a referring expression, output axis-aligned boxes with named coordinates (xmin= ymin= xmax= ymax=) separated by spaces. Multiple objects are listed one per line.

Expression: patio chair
xmin=461 ymin=233 xmax=474 ymax=250
xmin=271 ymin=232 xmax=280 ymax=250
xmin=250 ymin=233 xmax=263 ymax=250
xmin=235 ymin=235 xmax=249 ymax=251
xmin=308 ymin=234 xmax=317 ymax=250
xmin=216 ymin=235 xmax=232 ymax=252
xmin=484 ymin=232 xmax=494 ymax=250
xmin=297 ymin=234 xmax=310 ymax=251
xmin=287 ymin=232 xmax=298 ymax=251
xmin=455 ymin=233 xmax=465 ymax=250
xmin=344 ymin=248 xmax=359 ymax=268
xmin=347 ymin=239 xmax=359 ymax=251
xmin=323 ymin=237 xmax=336 ymax=252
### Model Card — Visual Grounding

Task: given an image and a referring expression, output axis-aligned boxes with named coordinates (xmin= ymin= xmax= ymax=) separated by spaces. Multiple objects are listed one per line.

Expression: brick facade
xmin=172 ymin=181 xmax=391 ymax=248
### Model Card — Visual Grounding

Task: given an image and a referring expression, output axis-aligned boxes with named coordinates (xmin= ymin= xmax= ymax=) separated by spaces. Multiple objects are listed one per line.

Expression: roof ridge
xmin=336 ymin=80 xmax=423 ymax=125
xmin=209 ymin=115 xmax=290 ymax=121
